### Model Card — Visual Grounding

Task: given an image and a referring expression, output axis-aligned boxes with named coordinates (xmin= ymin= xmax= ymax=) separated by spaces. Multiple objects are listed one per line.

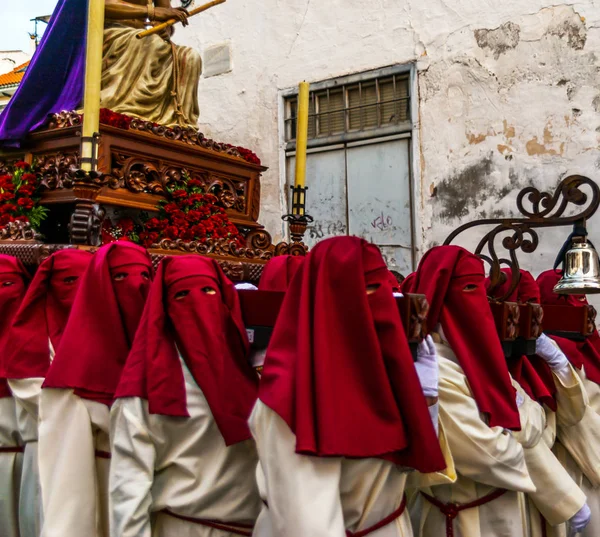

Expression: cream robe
xmin=0 ymin=395 xmax=23 ymax=537
xmin=249 ymin=399 xmax=455 ymax=537
xmin=7 ymin=342 xmax=53 ymax=537
xmin=109 ymin=356 xmax=261 ymax=537
xmin=102 ymin=23 xmax=201 ymax=127
xmin=9 ymin=378 xmax=44 ymax=537
xmin=38 ymin=389 xmax=111 ymax=537
xmin=552 ymin=367 xmax=600 ymax=537
xmin=413 ymin=341 xmax=536 ymax=537
xmin=521 ymin=364 xmax=588 ymax=537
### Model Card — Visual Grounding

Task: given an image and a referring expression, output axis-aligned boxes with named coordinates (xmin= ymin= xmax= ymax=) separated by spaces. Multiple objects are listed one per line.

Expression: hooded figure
xmin=38 ymin=242 xmax=153 ymax=537
xmin=487 ymin=268 xmax=591 ymax=537
xmin=0 ymin=255 xmax=30 ymax=537
xmin=402 ymin=245 xmax=540 ymax=537
xmin=487 ymin=268 xmax=557 ymax=411
xmin=1 ymin=249 xmax=91 ymax=537
xmin=110 ymin=255 xmax=261 ymax=537
xmin=251 ymin=236 xmax=450 ymax=537
xmin=258 ymin=255 xmax=305 ymax=292
xmin=537 ymin=269 xmax=600 ymax=537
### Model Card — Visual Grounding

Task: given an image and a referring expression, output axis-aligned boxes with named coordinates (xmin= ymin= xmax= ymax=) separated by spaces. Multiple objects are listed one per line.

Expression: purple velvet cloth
xmin=0 ymin=0 xmax=88 ymax=146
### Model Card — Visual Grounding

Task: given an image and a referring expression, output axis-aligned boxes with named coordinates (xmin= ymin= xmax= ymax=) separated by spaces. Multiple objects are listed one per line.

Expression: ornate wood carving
xmin=251 ymin=179 xmax=261 ymax=222
xmin=587 ymin=305 xmax=597 ymax=336
xmin=529 ymin=304 xmax=544 ymax=339
xmin=152 ymin=236 xmax=273 ymax=261
xmin=37 ymin=152 xmax=80 ymax=190
xmin=0 ymin=221 xmax=42 ymax=242
xmin=44 ymin=111 xmax=82 ymax=129
xmin=490 ymin=301 xmax=520 ymax=341
xmin=0 ymin=118 xmax=306 ymax=272
xmin=400 ymin=294 xmax=429 ymax=340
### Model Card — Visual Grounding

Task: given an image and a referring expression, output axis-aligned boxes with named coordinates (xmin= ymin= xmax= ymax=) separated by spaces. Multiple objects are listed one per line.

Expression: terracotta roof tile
xmin=0 ymin=61 xmax=30 ymax=89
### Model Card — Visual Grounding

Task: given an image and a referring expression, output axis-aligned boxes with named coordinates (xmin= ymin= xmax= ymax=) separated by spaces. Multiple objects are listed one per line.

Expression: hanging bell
xmin=554 ymin=237 xmax=600 ymax=294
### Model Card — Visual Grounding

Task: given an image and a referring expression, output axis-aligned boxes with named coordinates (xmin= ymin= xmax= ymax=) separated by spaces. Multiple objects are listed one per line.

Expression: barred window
xmin=284 ymin=73 xmax=410 ymax=142
xmin=282 ymin=64 xmax=416 ymax=275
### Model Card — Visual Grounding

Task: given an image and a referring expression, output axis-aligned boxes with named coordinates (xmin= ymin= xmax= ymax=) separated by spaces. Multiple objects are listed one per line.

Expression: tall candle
xmin=294 ymin=81 xmax=310 ymax=189
xmin=81 ymin=0 xmax=105 ymax=172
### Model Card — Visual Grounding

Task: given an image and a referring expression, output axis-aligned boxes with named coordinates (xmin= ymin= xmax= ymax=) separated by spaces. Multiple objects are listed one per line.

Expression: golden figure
xmin=103 ymin=1 xmax=201 ymax=127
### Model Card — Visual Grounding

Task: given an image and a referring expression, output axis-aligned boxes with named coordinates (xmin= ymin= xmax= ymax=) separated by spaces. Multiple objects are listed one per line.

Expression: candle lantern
xmin=282 ymin=185 xmax=314 ymax=244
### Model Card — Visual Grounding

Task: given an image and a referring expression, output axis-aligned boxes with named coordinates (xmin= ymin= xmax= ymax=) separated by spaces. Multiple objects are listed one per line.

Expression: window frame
xmin=278 ymin=63 xmax=422 ymax=271
xmin=282 ymin=64 xmax=414 ymax=151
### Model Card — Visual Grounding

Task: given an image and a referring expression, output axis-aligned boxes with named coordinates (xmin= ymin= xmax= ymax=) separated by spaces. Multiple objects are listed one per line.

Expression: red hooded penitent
xmin=3 ymin=249 xmax=92 ymax=379
xmin=537 ymin=269 xmax=600 ymax=386
xmin=487 ymin=268 xmax=557 ymax=411
xmin=404 ymin=245 xmax=521 ymax=430
xmin=0 ymin=255 xmax=30 ymax=397
xmin=258 ymin=255 xmax=305 ymax=292
xmin=259 ymin=236 xmax=446 ymax=472
xmin=116 ymin=255 xmax=258 ymax=445
xmin=43 ymin=242 xmax=153 ymax=404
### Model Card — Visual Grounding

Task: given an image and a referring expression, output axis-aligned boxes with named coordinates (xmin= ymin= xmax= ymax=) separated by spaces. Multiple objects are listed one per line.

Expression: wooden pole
xmin=136 ymin=0 xmax=226 ymax=39
xmin=81 ymin=0 xmax=105 ymax=172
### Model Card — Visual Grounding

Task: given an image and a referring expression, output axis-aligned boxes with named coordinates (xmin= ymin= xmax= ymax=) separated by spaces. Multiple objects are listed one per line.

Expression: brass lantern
xmin=554 ymin=237 xmax=600 ymax=295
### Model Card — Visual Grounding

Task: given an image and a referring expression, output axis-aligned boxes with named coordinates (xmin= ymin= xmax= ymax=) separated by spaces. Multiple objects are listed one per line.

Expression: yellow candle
xmin=81 ymin=0 xmax=106 ymax=172
xmin=294 ymin=81 xmax=310 ymax=189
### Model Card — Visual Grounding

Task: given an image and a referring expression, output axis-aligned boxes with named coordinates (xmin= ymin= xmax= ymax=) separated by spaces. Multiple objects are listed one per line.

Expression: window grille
xmin=284 ymin=73 xmax=410 ymax=142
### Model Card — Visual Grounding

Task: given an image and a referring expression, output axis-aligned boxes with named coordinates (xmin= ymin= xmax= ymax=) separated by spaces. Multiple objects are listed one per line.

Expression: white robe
xmin=520 ymin=364 xmax=588 ymax=537
xmin=109 ymin=356 xmax=261 ymax=537
xmin=9 ymin=377 xmax=44 ymax=537
xmin=0 ymin=395 xmax=23 ymax=537
xmin=7 ymin=341 xmax=54 ymax=537
xmin=413 ymin=341 xmax=536 ymax=537
xmin=249 ymin=398 xmax=455 ymax=537
xmin=38 ymin=388 xmax=111 ymax=537
xmin=553 ymin=366 xmax=600 ymax=537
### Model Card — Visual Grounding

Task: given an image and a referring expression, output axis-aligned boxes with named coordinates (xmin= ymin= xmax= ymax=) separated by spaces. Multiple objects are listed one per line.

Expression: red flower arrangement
xmin=99 ymin=108 xmax=132 ymax=130
xmin=101 ymin=177 xmax=245 ymax=249
xmin=96 ymin=109 xmax=261 ymax=165
xmin=0 ymin=161 xmax=48 ymax=232
xmin=101 ymin=217 xmax=139 ymax=245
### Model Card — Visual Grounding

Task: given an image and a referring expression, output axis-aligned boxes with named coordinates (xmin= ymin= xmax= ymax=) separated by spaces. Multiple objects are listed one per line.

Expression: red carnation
xmin=14 ymin=161 xmax=30 ymax=171
xmin=17 ymin=198 xmax=34 ymax=210
xmin=118 ymin=218 xmax=135 ymax=234
xmin=18 ymin=185 xmax=34 ymax=196
xmin=165 ymin=226 xmax=179 ymax=239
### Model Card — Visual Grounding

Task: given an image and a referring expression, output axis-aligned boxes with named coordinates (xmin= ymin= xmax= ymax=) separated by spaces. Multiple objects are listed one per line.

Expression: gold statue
xmin=103 ymin=1 xmax=201 ymax=127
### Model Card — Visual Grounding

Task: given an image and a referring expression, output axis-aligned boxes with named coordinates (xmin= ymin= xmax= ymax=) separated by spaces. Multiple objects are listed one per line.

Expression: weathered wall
xmin=180 ymin=0 xmax=600 ymax=279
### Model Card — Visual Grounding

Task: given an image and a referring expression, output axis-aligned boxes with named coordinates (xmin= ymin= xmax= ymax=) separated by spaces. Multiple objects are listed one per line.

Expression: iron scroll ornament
xmin=443 ymin=175 xmax=600 ymax=301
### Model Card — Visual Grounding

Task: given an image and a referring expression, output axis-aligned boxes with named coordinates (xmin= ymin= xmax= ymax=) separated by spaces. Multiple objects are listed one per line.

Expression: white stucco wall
xmin=0 ymin=50 xmax=30 ymax=75
xmin=177 ymin=0 xmax=600 ymax=281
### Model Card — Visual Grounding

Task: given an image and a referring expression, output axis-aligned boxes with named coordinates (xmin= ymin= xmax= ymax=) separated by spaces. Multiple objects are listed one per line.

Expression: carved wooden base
xmin=0 ymin=116 xmax=307 ymax=273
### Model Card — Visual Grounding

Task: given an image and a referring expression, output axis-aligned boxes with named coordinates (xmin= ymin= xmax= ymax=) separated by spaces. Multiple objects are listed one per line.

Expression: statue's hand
xmin=154 ymin=7 xmax=190 ymax=26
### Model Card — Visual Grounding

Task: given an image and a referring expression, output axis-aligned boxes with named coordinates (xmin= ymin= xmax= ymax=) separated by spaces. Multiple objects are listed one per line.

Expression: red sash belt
xmin=346 ymin=495 xmax=407 ymax=537
xmin=422 ymin=489 xmax=507 ymax=537
xmin=94 ymin=450 xmax=111 ymax=459
xmin=0 ymin=446 xmax=24 ymax=453
xmin=162 ymin=509 xmax=254 ymax=536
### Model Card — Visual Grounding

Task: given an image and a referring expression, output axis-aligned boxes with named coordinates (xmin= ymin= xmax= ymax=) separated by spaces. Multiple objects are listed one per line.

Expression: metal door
xmin=346 ymin=136 xmax=413 ymax=274
xmin=286 ymin=135 xmax=413 ymax=274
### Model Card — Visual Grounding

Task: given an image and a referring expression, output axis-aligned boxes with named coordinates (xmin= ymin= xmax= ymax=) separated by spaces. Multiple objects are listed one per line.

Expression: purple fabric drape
xmin=0 ymin=0 xmax=88 ymax=147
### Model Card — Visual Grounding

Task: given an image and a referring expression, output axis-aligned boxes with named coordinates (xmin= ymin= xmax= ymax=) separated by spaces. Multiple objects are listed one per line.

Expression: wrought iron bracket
xmin=444 ymin=175 xmax=600 ymax=300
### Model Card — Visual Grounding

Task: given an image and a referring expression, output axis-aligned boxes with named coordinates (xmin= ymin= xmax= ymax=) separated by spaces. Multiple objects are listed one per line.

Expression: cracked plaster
xmin=178 ymin=0 xmax=600 ymax=289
